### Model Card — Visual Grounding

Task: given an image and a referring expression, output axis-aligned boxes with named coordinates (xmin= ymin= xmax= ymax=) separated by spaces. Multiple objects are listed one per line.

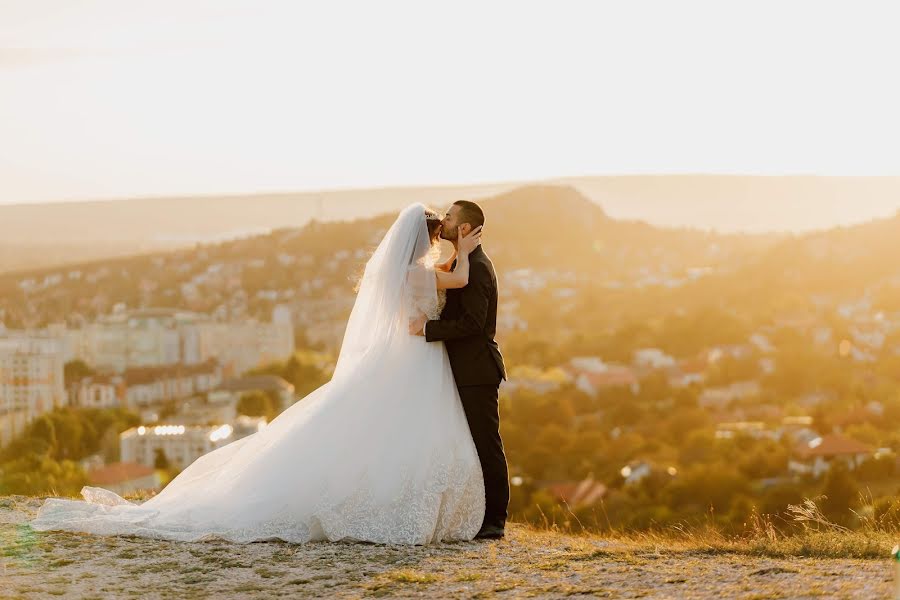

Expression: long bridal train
xmin=30 ymin=204 xmax=485 ymax=545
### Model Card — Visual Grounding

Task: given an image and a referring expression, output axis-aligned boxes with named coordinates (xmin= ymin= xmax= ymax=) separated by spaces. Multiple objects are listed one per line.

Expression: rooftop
xmin=796 ymin=433 xmax=874 ymax=458
xmin=88 ymin=462 xmax=155 ymax=485
xmin=216 ymin=375 xmax=294 ymax=392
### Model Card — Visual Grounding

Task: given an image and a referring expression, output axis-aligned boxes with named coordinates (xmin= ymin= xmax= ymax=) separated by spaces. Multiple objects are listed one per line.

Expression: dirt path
xmin=1 ymin=496 xmax=894 ymax=598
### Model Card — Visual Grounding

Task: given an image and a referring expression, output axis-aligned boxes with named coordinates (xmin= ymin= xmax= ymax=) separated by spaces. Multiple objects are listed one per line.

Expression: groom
xmin=411 ymin=200 xmax=509 ymax=540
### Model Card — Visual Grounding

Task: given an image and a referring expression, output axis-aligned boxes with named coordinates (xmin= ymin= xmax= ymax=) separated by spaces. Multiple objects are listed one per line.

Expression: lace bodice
xmin=408 ymin=284 xmax=446 ymax=321
xmin=432 ymin=289 xmax=447 ymax=320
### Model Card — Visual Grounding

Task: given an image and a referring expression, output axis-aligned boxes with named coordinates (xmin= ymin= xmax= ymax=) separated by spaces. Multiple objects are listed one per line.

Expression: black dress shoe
xmin=474 ymin=525 xmax=505 ymax=540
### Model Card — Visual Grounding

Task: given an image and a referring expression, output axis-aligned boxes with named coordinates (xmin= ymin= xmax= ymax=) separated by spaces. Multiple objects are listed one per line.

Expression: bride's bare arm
xmin=435 ymin=226 xmax=481 ymax=290
xmin=436 ymin=252 xmax=470 ymax=290
xmin=435 ymin=248 xmax=458 ymax=272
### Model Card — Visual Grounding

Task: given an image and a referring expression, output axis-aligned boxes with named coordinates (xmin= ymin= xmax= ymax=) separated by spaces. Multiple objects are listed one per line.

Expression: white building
xmin=209 ymin=375 xmax=296 ymax=412
xmin=69 ymin=307 xmax=294 ymax=377
xmin=67 ymin=359 xmax=223 ymax=409
xmin=698 ymin=380 xmax=762 ymax=409
xmin=633 ymin=348 xmax=676 ymax=370
xmin=74 ymin=308 xmax=187 ymax=372
xmin=620 ymin=461 xmax=653 ymax=486
xmin=0 ymin=335 xmax=67 ymax=447
xmin=194 ymin=320 xmax=294 ymax=377
xmin=122 ymin=359 xmax=223 ymax=407
xmin=120 ymin=416 xmax=266 ymax=470
xmin=569 ymin=356 xmax=609 ymax=374
xmin=69 ymin=375 xmax=121 ymax=409
xmin=789 ymin=433 xmax=874 ymax=478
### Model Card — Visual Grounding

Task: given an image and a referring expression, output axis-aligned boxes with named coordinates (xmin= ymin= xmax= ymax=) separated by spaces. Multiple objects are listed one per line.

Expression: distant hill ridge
xmin=2 ymin=184 xmax=773 ymax=281
xmin=4 ymin=175 xmax=898 ymax=244
xmin=3 ymin=182 xmax=900 ymax=314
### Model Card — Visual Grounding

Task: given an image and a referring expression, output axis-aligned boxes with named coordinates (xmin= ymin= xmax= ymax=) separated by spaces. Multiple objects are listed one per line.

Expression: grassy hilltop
xmin=1 ymin=494 xmax=895 ymax=599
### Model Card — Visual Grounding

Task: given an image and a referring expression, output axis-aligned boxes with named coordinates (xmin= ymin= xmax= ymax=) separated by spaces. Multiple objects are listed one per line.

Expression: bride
xmin=31 ymin=204 xmax=487 ymax=545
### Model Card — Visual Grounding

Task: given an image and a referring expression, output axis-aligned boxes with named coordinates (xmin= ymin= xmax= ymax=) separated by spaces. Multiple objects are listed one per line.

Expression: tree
xmin=820 ymin=461 xmax=857 ymax=523
xmin=0 ymin=407 xmax=139 ymax=495
xmin=0 ymin=453 xmax=87 ymax=496
xmin=237 ymin=390 xmax=278 ymax=421
xmin=63 ymin=359 xmax=95 ymax=385
xmin=153 ymin=448 xmax=170 ymax=469
xmin=29 ymin=415 xmax=57 ymax=456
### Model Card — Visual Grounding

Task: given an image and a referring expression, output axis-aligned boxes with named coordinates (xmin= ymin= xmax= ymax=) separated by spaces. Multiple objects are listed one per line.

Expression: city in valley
xmin=1 ymin=184 xmax=899 ymax=539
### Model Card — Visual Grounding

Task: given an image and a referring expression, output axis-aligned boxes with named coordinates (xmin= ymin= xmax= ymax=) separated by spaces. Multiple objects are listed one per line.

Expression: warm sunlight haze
xmin=2 ymin=3 xmax=900 ymax=599
xmin=1 ymin=1 xmax=899 ymax=210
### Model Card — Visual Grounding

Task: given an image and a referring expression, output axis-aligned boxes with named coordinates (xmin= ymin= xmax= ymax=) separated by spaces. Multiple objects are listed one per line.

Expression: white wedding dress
xmin=31 ymin=204 xmax=485 ymax=545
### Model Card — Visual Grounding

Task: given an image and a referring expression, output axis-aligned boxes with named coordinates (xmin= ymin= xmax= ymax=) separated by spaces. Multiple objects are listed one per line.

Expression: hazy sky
xmin=1 ymin=0 xmax=899 ymax=205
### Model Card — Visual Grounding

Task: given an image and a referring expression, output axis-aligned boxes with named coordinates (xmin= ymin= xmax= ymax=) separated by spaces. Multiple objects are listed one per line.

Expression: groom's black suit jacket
xmin=425 ymin=246 xmax=506 ymax=387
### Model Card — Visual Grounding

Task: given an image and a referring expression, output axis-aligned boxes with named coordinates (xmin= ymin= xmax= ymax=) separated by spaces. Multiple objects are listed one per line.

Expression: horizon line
xmin=4 ymin=172 xmax=900 ymax=207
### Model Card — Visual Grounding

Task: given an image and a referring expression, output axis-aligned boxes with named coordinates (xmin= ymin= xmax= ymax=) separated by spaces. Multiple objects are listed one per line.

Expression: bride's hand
xmin=458 ymin=225 xmax=482 ymax=255
xmin=409 ymin=315 xmax=427 ymax=336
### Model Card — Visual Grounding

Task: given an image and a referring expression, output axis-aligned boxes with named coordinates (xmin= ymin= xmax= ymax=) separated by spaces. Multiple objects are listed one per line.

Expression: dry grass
xmin=518 ymin=493 xmax=900 ymax=560
xmin=2 ymin=494 xmax=897 ymax=598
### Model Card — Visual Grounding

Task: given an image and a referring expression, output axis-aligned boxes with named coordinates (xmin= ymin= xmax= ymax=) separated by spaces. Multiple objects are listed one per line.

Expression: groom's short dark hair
xmin=453 ymin=200 xmax=485 ymax=229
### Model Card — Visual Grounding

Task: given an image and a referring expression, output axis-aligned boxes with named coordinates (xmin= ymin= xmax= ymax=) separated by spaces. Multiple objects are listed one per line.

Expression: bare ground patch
xmin=1 ymin=495 xmax=893 ymax=598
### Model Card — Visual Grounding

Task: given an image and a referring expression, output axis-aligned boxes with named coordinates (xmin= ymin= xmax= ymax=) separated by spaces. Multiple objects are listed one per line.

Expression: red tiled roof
xmin=796 ymin=433 xmax=874 ymax=458
xmin=546 ymin=478 xmax=607 ymax=508
xmin=580 ymin=368 xmax=637 ymax=388
xmin=832 ymin=408 xmax=875 ymax=427
xmin=216 ymin=375 xmax=294 ymax=392
xmin=676 ymin=357 xmax=708 ymax=374
xmin=123 ymin=358 xmax=220 ymax=385
xmin=88 ymin=462 xmax=156 ymax=485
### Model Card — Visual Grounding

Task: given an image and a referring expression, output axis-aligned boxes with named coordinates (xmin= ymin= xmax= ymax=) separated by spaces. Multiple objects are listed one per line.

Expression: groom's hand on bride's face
xmin=409 ymin=315 xmax=427 ymax=336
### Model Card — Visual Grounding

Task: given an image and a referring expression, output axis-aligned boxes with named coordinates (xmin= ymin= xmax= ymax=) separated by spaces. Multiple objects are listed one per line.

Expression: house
xmin=209 ymin=375 xmax=296 ymax=412
xmin=705 ymin=344 xmax=754 ymax=362
xmin=87 ymin=462 xmax=162 ymax=495
xmin=778 ymin=415 xmax=819 ymax=445
xmin=545 ymin=476 xmax=607 ymax=509
xmin=797 ymin=391 xmax=834 ymax=408
xmin=749 ymin=334 xmax=775 ymax=353
xmin=633 ymin=348 xmax=676 ymax=370
xmin=123 ymin=359 xmax=223 ymax=407
xmin=698 ymin=380 xmax=761 ymax=409
xmin=813 ymin=326 xmax=833 ymax=346
xmin=575 ymin=367 xmax=639 ymax=397
xmin=568 ymin=357 xmax=608 ymax=374
xmin=789 ymin=433 xmax=874 ymax=477
xmin=832 ymin=405 xmax=880 ymax=428
xmin=667 ymin=357 xmax=707 ymax=388
xmin=620 ymin=461 xmax=652 ymax=485
xmin=501 ymin=365 xmax=570 ymax=394
xmin=120 ymin=416 xmax=266 ymax=470
xmin=620 ymin=461 xmax=678 ymax=485
xmin=68 ymin=374 xmax=123 ymax=409
xmin=715 ymin=421 xmax=777 ymax=440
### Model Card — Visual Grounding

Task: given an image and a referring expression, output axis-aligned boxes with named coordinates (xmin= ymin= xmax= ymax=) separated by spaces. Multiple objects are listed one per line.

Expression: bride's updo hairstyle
xmin=424 ymin=207 xmax=443 ymax=245
xmin=353 ymin=205 xmax=442 ymax=294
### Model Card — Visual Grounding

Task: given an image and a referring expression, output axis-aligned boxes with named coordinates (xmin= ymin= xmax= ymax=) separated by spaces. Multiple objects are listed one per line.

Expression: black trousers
xmin=458 ymin=383 xmax=509 ymax=529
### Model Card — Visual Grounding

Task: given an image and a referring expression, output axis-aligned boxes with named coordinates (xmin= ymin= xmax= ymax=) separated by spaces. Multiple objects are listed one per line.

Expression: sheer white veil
xmin=332 ymin=203 xmax=439 ymax=381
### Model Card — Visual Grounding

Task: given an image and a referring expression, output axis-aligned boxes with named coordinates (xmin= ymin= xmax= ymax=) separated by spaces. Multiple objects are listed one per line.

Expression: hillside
xmin=660 ymin=209 xmax=900 ymax=323
xmin=7 ymin=180 xmax=900 ymax=352
xmin=0 ymin=240 xmax=186 ymax=279
xmin=3 ymin=175 xmax=898 ymax=274
xmin=0 ymin=184 xmax=777 ymax=328
xmin=6 ymin=181 xmax=900 ymax=371
xmin=568 ymin=174 xmax=900 ymax=233
xmin=1 ymin=496 xmax=893 ymax=599
xmin=0 ymin=182 xmax=516 ymax=275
